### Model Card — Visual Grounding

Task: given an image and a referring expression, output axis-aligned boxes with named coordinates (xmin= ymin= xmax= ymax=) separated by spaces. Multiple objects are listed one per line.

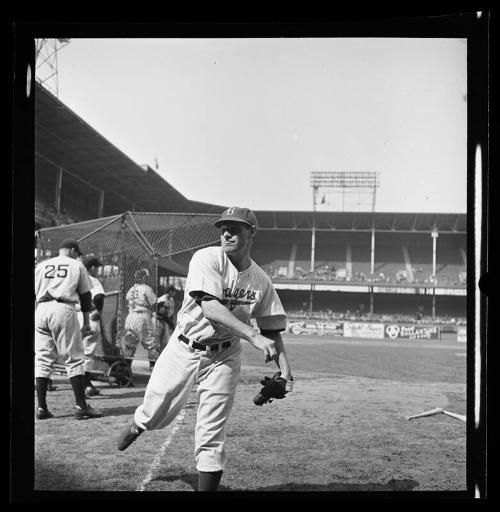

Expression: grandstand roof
xmin=35 ymin=83 xmax=225 ymax=215
xmin=254 ymin=210 xmax=466 ymax=234
xmin=34 ymin=84 xmax=466 ymax=235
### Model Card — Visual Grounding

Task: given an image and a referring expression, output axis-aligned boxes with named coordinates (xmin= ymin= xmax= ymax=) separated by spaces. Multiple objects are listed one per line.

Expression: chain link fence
xmin=36 ymin=212 xmax=220 ymax=361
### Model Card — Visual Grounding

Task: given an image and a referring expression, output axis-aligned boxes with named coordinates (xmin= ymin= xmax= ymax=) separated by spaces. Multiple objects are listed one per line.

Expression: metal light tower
xmin=35 ymin=38 xmax=71 ymax=97
xmin=431 ymin=229 xmax=439 ymax=320
xmin=309 ymin=171 xmax=380 ymax=315
xmin=310 ymin=171 xmax=380 ymax=272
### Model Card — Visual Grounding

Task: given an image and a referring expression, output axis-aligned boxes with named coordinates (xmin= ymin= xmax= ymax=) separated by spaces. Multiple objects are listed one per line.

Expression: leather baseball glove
xmin=253 ymin=371 xmax=293 ymax=406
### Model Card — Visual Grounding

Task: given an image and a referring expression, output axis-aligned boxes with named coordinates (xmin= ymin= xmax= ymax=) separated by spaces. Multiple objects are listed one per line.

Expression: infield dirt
xmin=33 ymin=335 xmax=467 ymax=493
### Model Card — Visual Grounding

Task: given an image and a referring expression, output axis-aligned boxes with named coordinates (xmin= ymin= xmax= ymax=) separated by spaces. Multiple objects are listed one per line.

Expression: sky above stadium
xmin=53 ymin=37 xmax=467 ymax=214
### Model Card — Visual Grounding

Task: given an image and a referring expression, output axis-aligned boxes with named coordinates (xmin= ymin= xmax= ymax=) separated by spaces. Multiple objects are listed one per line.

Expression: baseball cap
xmin=59 ymin=238 xmax=83 ymax=255
xmin=214 ymin=207 xmax=258 ymax=228
xmin=82 ymin=255 xmax=102 ymax=269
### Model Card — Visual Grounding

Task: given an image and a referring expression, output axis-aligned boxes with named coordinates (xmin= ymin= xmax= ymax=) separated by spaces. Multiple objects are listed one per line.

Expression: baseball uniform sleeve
xmin=187 ymin=249 xmax=224 ymax=300
xmin=253 ymin=279 xmax=287 ymax=331
xmin=76 ymin=261 xmax=92 ymax=295
xmin=90 ymin=276 xmax=105 ymax=297
xmin=126 ymin=286 xmax=133 ymax=301
xmin=146 ymin=286 xmax=157 ymax=305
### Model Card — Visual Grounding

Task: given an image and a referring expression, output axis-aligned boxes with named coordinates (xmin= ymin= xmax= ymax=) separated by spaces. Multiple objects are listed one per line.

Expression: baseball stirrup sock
xmin=69 ymin=375 xmax=87 ymax=408
xmin=84 ymin=372 xmax=94 ymax=388
xmin=35 ymin=377 xmax=50 ymax=409
xmin=198 ymin=471 xmax=223 ymax=491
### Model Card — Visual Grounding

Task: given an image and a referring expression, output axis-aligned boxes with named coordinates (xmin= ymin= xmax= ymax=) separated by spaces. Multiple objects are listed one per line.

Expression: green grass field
xmin=34 ymin=334 xmax=467 ymax=493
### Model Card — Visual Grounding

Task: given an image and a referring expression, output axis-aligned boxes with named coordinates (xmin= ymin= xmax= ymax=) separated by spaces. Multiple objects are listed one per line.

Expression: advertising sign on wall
xmin=287 ymin=320 xmax=448 ymax=341
xmin=343 ymin=322 xmax=385 ymax=339
xmin=384 ymin=324 xmax=439 ymax=340
xmin=289 ymin=321 xmax=343 ymax=336
xmin=457 ymin=326 xmax=467 ymax=342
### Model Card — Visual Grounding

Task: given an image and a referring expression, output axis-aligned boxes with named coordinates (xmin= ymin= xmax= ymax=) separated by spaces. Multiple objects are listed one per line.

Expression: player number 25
xmin=44 ymin=264 xmax=69 ymax=279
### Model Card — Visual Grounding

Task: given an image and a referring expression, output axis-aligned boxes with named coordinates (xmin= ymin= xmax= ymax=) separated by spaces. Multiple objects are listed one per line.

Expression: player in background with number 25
xmin=34 ymin=238 xmax=102 ymax=420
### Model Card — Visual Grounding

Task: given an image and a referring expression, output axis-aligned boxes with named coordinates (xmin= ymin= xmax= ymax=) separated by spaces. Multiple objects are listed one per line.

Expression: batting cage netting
xmin=36 ymin=212 xmax=220 ymax=364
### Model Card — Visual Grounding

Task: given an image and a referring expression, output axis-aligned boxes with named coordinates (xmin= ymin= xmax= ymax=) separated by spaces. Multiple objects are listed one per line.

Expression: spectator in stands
xmin=415 ymin=305 xmax=424 ymax=322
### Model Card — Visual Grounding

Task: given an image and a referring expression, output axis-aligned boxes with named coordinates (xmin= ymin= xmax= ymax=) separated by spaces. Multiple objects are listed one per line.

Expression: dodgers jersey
xmin=35 ymin=255 xmax=91 ymax=304
xmin=178 ymin=246 xmax=287 ymax=344
xmin=126 ymin=283 xmax=157 ymax=313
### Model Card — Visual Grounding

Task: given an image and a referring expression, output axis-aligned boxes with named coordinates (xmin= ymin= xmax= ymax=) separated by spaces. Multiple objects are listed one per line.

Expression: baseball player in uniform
xmin=79 ymin=255 xmax=106 ymax=397
xmin=34 ymin=238 xmax=102 ymax=420
xmin=117 ymin=207 xmax=293 ymax=492
xmin=122 ymin=269 xmax=158 ymax=369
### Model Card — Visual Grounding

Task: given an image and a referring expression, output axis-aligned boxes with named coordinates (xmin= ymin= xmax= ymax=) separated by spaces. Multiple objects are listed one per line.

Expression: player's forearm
xmin=79 ymin=291 xmax=92 ymax=314
xmin=82 ymin=311 xmax=90 ymax=328
xmin=201 ymin=300 xmax=260 ymax=343
xmin=263 ymin=331 xmax=293 ymax=380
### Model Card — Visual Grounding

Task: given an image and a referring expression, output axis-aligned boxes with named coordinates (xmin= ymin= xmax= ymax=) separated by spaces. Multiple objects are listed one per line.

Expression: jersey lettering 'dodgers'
xmin=116 ymin=207 xmax=294 ymax=492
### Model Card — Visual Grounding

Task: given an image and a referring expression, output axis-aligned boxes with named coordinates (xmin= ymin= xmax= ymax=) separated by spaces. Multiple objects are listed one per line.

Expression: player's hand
xmin=248 ymin=333 xmax=278 ymax=363
xmin=81 ymin=325 xmax=94 ymax=336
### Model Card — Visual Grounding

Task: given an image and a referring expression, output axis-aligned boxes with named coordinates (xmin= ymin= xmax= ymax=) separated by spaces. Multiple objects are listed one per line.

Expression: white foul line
xmin=137 ymin=409 xmax=187 ymax=492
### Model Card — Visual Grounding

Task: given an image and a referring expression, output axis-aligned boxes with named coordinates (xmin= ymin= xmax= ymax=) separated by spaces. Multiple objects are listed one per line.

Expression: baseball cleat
xmin=36 ymin=407 xmax=54 ymax=420
xmin=117 ymin=422 xmax=144 ymax=451
xmin=75 ymin=404 xmax=103 ymax=420
xmin=85 ymin=386 xmax=101 ymax=397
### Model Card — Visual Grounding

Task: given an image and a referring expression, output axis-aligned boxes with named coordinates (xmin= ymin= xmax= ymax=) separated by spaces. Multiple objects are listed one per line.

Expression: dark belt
xmin=37 ymin=296 xmax=74 ymax=305
xmin=178 ymin=333 xmax=231 ymax=352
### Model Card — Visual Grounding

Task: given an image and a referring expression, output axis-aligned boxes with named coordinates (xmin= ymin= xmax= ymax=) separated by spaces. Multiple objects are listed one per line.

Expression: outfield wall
xmin=287 ymin=318 xmax=466 ymax=342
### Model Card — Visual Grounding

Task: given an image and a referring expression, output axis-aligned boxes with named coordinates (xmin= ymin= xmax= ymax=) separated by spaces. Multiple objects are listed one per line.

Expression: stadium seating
xmin=252 ymin=230 xmax=469 ymax=285
xmin=313 ymin=235 xmax=348 ymax=280
xmin=435 ymin=245 xmax=466 ymax=285
xmin=350 ymin=243 xmax=372 ymax=281
xmin=35 ymin=199 xmax=79 ymax=228
xmin=280 ymin=288 xmax=466 ymax=325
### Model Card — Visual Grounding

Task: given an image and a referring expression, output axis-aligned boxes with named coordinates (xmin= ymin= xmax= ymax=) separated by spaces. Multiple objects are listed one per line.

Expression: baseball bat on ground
xmin=442 ymin=410 xmax=466 ymax=422
xmin=406 ymin=407 xmax=443 ymax=420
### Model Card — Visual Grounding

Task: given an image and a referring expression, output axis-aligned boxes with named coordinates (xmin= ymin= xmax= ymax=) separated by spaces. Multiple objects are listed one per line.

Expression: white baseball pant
xmin=35 ymin=302 xmax=85 ymax=379
xmin=78 ymin=312 xmax=105 ymax=372
xmin=134 ymin=327 xmax=241 ymax=472
xmin=122 ymin=311 xmax=156 ymax=359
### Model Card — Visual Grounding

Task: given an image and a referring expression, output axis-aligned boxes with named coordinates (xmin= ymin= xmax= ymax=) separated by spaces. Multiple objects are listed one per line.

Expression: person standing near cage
xmin=34 ymin=238 xmax=103 ymax=420
xmin=78 ymin=255 xmax=106 ymax=397
xmin=122 ymin=268 xmax=158 ymax=371
xmin=155 ymin=284 xmax=177 ymax=356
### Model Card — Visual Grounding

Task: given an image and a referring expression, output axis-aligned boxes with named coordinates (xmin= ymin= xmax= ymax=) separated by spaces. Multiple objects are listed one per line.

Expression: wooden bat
xmin=406 ymin=407 xmax=443 ymax=420
xmin=442 ymin=410 xmax=466 ymax=422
